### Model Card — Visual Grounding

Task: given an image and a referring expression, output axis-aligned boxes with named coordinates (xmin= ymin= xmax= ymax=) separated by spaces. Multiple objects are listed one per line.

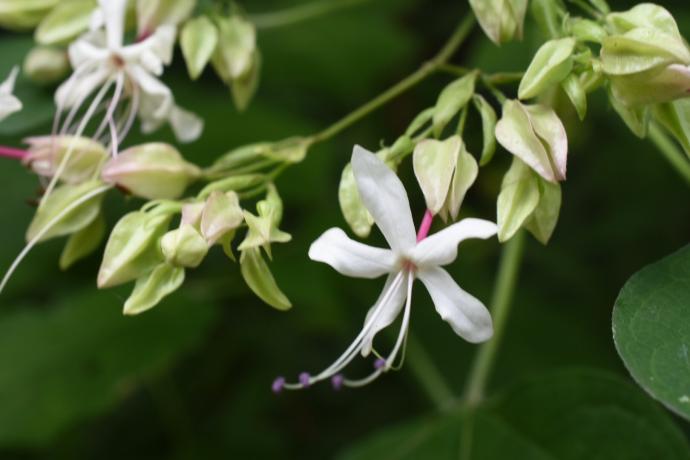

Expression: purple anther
xmin=374 ymin=358 xmax=387 ymax=370
xmin=272 ymin=376 xmax=286 ymax=394
xmin=299 ymin=372 xmax=311 ymax=387
xmin=331 ymin=374 xmax=344 ymax=391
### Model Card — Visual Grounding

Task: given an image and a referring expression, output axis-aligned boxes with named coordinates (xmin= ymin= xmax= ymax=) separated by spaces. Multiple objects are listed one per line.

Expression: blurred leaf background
xmin=0 ymin=0 xmax=689 ymax=458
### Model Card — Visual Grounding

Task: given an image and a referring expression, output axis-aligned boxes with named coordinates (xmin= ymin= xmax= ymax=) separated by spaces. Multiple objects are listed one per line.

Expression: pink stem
xmin=0 ymin=146 xmax=28 ymax=160
xmin=416 ymin=209 xmax=434 ymax=242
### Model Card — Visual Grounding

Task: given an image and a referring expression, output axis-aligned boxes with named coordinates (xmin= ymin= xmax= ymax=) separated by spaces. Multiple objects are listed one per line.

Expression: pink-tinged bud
xmin=23 ymin=135 xmax=108 ymax=184
xmin=101 ymin=143 xmax=200 ymax=199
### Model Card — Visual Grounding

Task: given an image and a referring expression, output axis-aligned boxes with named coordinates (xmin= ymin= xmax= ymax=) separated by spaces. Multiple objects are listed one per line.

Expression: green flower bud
xmin=23 ymin=46 xmax=70 ymax=84
xmin=518 ymin=38 xmax=576 ymax=100
xmin=442 ymin=141 xmax=478 ymax=221
xmin=24 ymin=135 xmax=108 ymax=184
xmin=211 ymin=15 xmax=256 ymax=82
xmin=123 ymin=263 xmax=185 ymax=315
xmin=181 ymin=16 xmax=219 ymax=80
xmin=137 ymin=0 xmax=195 ymax=36
xmin=200 ymin=191 xmax=243 ymax=244
xmin=59 ymin=212 xmax=106 ymax=270
xmin=495 ymin=100 xmax=568 ymax=183
xmin=0 ymin=0 xmax=57 ymax=30
xmin=98 ymin=211 xmax=172 ymax=288
xmin=161 ymin=224 xmax=208 ymax=268
xmin=413 ymin=136 xmax=460 ymax=215
xmin=35 ymin=0 xmax=94 ymax=45
xmin=231 ymin=50 xmax=261 ymax=112
xmin=101 ymin=143 xmax=200 ymax=200
xmin=469 ymin=0 xmax=528 ymax=45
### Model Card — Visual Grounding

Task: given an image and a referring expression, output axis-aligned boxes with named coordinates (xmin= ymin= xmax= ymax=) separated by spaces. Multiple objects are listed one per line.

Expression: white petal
xmin=68 ymin=36 xmax=108 ymax=67
xmin=54 ymin=65 xmax=110 ymax=108
xmin=0 ymin=94 xmax=22 ymax=122
xmin=361 ymin=271 xmax=409 ymax=356
xmin=351 ymin=145 xmax=416 ymax=253
xmin=308 ymin=227 xmax=396 ymax=279
xmin=169 ymin=105 xmax=203 ymax=142
xmin=409 ymin=218 xmax=497 ymax=268
xmin=128 ymin=65 xmax=173 ymax=119
xmin=417 ymin=267 xmax=493 ymax=343
xmin=99 ymin=0 xmax=127 ymax=49
xmin=0 ymin=66 xmax=19 ymax=96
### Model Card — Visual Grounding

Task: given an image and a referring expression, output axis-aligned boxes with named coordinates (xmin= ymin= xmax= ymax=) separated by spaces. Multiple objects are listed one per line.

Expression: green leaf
xmin=0 ymin=289 xmax=216 ymax=446
xmin=26 ymin=180 xmax=106 ymax=243
xmin=524 ymin=176 xmax=561 ymax=244
xmin=653 ymin=100 xmax=690 ymax=157
xmin=518 ymin=38 xmax=575 ymax=100
xmin=561 ymin=73 xmax=587 ymax=121
xmin=180 ymin=16 xmax=219 ymax=80
xmin=613 ymin=244 xmax=690 ymax=421
xmin=433 ymin=73 xmax=476 ymax=136
xmin=412 ymin=136 xmax=460 ymax=215
xmin=497 ymin=157 xmax=540 ymax=242
xmin=340 ymin=369 xmax=689 ymax=460
xmin=239 ymin=247 xmax=291 ymax=310
xmin=123 ymin=263 xmax=186 ymax=315
xmin=97 ymin=211 xmax=172 ymax=289
xmin=338 ymin=163 xmax=373 ymax=238
xmin=472 ymin=94 xmax=497 ymax=166
xmin=59 ymin=211 xmax=105 ymax=270
xmin=34 ymin=0 xmax=94 ymax=45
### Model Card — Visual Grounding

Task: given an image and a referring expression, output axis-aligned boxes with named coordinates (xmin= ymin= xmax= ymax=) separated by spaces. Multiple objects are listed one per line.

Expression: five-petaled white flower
xmin=0 ymin=66 xmax=21 ymax=122
xmin=55 ymin=0 xmax=202 ymax=146
xmin=273 ymin=146 xmax=497 ymax=392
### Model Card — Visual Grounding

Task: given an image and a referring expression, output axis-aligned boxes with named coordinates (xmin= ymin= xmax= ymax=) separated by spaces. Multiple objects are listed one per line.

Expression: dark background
xmin=0 ymin=0 xmax=689 ymax=458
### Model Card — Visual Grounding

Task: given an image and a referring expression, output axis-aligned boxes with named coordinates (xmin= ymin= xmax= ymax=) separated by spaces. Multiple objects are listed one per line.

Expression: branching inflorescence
xmin=0 ymin=0 xmax=689 ymax=401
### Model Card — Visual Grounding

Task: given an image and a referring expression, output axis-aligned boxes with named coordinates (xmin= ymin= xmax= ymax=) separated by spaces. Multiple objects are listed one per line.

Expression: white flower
xmin=55 ymin=0 xmax=202 ymax=145
xmin=0 ymin=66 xmax=22 ymax=122
xmin=273 ymin=146 xmax=497 ymax=392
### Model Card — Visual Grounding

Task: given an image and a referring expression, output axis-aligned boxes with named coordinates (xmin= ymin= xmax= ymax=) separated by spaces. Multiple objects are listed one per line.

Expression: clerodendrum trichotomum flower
xmin=55 ymin=0 xmax=202 ymax=150
xmin=273 ymin=146 xmax=497 ymax=392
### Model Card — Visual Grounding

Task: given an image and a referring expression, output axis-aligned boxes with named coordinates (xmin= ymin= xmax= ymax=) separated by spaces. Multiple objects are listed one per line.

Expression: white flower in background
xmin=273 ymin=146 xmax=497 ymax=392
xmin=55 ymin=0 xmax=202 ymax=146
xmin=0 ymin=66 xmax=22 ymax=122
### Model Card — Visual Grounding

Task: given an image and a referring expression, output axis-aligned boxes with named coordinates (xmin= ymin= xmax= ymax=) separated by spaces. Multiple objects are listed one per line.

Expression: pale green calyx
xmin=34 ymin=0 xmax=94 ymax=45
xmin=238 ymin=186 xmax=291 ymax=257
xmin=413 ymin=136 xmax=460 ymax=215
xmin=23 ymin=135 xmax=108 ymax=184
xmin=161 ymin=224 xmax=209 ymax=268
xmin=0 ymin=0 xmax=58 ymax=30
xmin=601 ymin=4 xmax=690 ymax=107
xmin=101 ymin=143 xmax=201 ymax=200
xmin=200 ymin=191 xmax=244 ymax=244
xmin=495 ymin=100 xmax=568 ymax=183
xmin=23 ymin=46 xmax=69 ymax=84
xmin=496 ymin=157 xmax=561 ymax=244
xmin=181 ymin=16 xmax=219 ymax=80
xmin=98 ymin=210 xmax=172 ymax=288
xmin=519 ymin=38 xmax=576 ymax=100
xmin=469 ymin=0 xmax=528 ymax=45
xmin=123 ymin=263 xmax=185 ymax=315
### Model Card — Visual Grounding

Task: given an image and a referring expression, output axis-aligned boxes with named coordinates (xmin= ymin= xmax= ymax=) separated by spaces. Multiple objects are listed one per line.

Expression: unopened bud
xmin=101 ymin=143 xmax=200 ymax=199
xmin=161 ymin=224 xmax=208 ymax=268
xmin=23 ymin=46 xmax=69 ymax=84
xmin=23 ymin=135 xmax=107 ymax=184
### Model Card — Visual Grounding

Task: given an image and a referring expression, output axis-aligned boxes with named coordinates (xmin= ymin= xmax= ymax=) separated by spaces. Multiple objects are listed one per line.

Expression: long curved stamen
xmin=0 ymin=185 xmax=111 ymax=294
xmin=41 ymin=77 xmax=115 ymax=209
xmin=341 ymin=274 xmax=414 ymax=388
xmin=115 ymin=83 xmax=140 ymax=147
xmin=276 ymin=271 xmax=406 ymax=391
xmin=92 ymin=71 xmax=125 ymax=144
